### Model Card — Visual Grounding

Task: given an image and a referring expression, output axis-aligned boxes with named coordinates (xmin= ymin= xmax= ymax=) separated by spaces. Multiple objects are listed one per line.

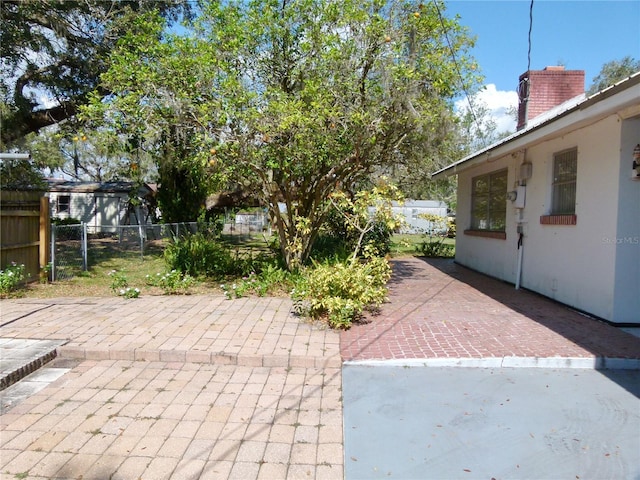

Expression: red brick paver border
xmin=341 ymin=257 xmax=640 ymax=364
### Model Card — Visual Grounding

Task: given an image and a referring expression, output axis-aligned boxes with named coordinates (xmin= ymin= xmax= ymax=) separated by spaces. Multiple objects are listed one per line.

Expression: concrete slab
xmin=343 ymin=365 xmax=640 ymax=480
xmin=1 ymin=366 xmax=70 ymax=413
xmin=0 ymin=338 xmax=67 ymax=390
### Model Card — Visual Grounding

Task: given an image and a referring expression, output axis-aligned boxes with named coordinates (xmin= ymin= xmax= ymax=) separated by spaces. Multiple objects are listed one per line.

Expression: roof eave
xmin=432 ymin=71 xmax=640 ymax=180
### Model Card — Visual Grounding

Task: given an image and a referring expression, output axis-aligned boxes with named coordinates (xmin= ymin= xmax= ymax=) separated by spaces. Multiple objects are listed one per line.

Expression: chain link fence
xmin=51 ymin=222 xmax=202 ymax=282
xmin=50 ymin=213 xmax=271 ymax=281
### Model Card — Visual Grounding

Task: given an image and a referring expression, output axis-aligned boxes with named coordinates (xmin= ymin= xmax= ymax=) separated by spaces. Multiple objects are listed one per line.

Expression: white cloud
xmin=39 ymin=95 xmax=59 ymax=109
xmin=456 ymin=84 xmax=518 ymax=134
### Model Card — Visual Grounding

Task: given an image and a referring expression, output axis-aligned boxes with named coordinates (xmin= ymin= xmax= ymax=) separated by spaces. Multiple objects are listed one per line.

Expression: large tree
xmin=84 ymin=0 xmax=480 ymax=268
xmin=0 ymin=0 xmax=188 ymax=147
xmin=587 ymin=56 xmax=640 ymax=95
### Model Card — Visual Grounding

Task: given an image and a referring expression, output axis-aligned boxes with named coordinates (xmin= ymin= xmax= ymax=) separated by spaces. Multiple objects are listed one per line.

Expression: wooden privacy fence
xmin=0 ymin=190 xmax=50 ymax=282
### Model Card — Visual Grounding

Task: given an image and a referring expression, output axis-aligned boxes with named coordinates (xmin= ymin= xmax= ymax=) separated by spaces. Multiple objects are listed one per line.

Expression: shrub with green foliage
xmin=145 ymin=269 xmax=195 ymax=295
xmin=164 ymin=232 xmax=235 ymax=278
xmin=221 ymin=264 xmax=293 ymax=299
xmin=417 ymin=241 xmax=454 ymax=258
xmin=0 ymin=262 xmax=26 ymax=296
xmin=320 ymin=207 xmax=393 ymax=261
xmin=51 ymin=217 xmax=82 ymax=226
xmin=416 ymin=213 xmax=455 ymax=258
xmin=292 ymin=256 xmax=392 ymax=329
xmin=107 ymin=270 xmax=140 ymax=298
xmin=164 ymin=232 xmax=284 ymax=280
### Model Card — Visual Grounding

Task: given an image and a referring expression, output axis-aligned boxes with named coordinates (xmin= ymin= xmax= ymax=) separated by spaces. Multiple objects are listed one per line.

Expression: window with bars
xmin=470 ymin=169 xmax=507 ymax=232
xmin=551 ymin=148 xmax=577 ymax=214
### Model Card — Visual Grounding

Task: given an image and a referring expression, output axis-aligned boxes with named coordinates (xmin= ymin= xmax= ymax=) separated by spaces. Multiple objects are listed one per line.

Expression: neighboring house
xmin=385 ymin=200 xmax=448 ymax=234
xmin=47 ymin=180 xmax=153 ymax=231
xmin=433 ymin=66 xmax=640 ymax=325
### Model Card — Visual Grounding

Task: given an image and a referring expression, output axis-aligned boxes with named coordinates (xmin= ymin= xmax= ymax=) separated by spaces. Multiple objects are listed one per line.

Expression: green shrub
xmin=293 ymin=256 xmax=392 ymax=329
xmin=320 ymin=205 xmax=394 ymax=260
xmin=107 ymin=270 xmax=140 ymax=298
xmin=146 ymin=269 xmax=195 ymax=295
xmin=164 ymin=232 xmax=235 ymax=278
xmin=51 ymin=217 xmax=81 ymax=226
xmin=417 ymin=240 xmax=455 ymax=258
xmin=165 ymin=232 xmax=286 ymax=283
xmin=221 ymin=263 xmax=293 ymax=299
xmin=0 ymin=262 xmax=26 ymax=296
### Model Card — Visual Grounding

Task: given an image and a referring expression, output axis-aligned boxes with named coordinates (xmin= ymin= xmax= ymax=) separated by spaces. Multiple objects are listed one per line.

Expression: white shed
xmin=47 ymin=181 xmax=153 ymax=231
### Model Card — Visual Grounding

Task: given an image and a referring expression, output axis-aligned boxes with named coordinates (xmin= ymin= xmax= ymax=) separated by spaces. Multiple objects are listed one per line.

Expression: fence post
xmin=138 ymin=222 xmax=144 ymax=258
xmin=39 ymin=196 xmax=50 ymax=281
xmin=50 ymin=225 xmax=56 ymax=282
xmin=82 ymin=222 xmax=88 ymax=271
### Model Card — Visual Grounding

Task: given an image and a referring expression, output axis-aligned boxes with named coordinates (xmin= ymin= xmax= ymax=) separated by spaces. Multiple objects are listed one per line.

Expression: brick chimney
xmin=517 ymin=66 xmax=585 ymax=130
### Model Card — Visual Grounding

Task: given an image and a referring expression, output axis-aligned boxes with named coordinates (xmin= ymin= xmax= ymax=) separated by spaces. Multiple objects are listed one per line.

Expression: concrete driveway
xmin=343 ymin=365 xmax=640 ymax=480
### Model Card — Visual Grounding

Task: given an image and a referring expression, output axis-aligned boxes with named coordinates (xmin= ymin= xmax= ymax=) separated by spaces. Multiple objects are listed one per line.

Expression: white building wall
xmin=455 ymin=154 xmax=521 ymax=282
xmin=48 ymin=192 xmax=128 ymax=229
xmin=456 ymin=114 xmax=628 ymax=322
xmin=519 ymin=115 xmax=619 ymax=320
xmin=613 ymin=116 xmax=640 ymax=323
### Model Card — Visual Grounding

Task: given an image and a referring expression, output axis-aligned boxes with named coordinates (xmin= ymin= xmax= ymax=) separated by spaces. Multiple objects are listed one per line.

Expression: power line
xmin=527 ymin=0 xmax=534 ymax=73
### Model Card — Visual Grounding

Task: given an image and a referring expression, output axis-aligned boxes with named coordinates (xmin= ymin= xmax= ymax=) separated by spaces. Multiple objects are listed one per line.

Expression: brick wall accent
xmin=540 ymin=214 xmax=577 ymax=225
xmin=517 ymin=66 xmax=585 ymax=130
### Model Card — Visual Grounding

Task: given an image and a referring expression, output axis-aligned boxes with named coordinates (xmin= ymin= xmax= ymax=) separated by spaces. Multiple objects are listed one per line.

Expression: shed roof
xmin=47 ymin=180 xmax=151 ymax=195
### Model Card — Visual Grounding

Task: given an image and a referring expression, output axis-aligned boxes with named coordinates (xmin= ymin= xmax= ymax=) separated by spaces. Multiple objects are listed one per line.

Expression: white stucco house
xmin=47 ymin=180 xmax=153 ymax=231
xmin=433 ymin=67 xmax=640 ymax=325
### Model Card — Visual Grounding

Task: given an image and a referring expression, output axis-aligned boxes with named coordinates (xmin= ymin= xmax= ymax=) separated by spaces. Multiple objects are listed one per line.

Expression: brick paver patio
xmin=1 ymin=296 xmax=342 ymax=479
xmin=1 ymin=256 xmax=638 ymax=479
xmin=341 ymin=257 xmax=640 ymax=366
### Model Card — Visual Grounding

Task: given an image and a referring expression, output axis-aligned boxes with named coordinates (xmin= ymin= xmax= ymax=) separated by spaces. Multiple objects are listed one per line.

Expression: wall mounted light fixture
xmin=633 ymin=144 xmax=640 ymax=180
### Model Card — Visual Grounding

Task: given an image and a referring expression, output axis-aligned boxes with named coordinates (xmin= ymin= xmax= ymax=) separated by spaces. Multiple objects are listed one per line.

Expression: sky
xmin=444 ymin=0 xmax=640 ymax=132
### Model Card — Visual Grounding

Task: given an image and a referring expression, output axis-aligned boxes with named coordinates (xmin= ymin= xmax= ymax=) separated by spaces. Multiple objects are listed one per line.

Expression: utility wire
xmin=527 ymin=0 xmax=534 ymax=73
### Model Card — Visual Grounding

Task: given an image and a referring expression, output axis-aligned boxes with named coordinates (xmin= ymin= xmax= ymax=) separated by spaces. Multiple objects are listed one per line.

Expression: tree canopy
xmin=0 ymin=0 xmax=189 ymax=147
xmin=587 ymin=56 xmax=640 ymax=95
xmin=82 ymin=0 xmax=480 ymax=269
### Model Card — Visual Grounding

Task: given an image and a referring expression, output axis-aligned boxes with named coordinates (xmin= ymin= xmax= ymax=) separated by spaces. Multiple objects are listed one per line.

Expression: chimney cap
xmin=543 ymin=66 xmax=566 ymax=71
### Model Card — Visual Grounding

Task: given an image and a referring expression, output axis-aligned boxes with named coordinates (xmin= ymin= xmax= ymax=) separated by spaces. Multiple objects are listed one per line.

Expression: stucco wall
xmin=455 ymin=113 xmax=634 ymax=323
xmin=613 ymin=116 xmax=640 ymax=323
xmin=520 ymin=115 xmax=619 ymax=320
xmin=455 ymin=156 xmax=521 ymax=282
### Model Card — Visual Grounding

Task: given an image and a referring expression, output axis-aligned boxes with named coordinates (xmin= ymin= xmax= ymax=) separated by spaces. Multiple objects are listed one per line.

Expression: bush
xmin=320 ymin=205 xmax=394 ymax=260
xmin=292 ymin=256 xmax=392 ymax=329
xmin=165 ymin=232 xmax=285 ymax=281
xmin=164 ymin=232 xmax=235 ymax=278
xmin=146 ymin=269 xmax=195 ymax=295
xmin=417 ymin=241 xmax=455 ymax=258
xmin=107 ymin=270 xmax=140 ymax=298
xmin=51 ymin=217 xmax=81 ymax=226
xmin=0 ymin=262 xmax=26 ymax=297
xmin=221 ymin=264 xmax=293 ymax=299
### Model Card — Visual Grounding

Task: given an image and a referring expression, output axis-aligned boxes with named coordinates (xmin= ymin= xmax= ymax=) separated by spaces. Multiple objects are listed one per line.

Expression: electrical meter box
xmin=514 ymin=185 xmax=526 ymax=209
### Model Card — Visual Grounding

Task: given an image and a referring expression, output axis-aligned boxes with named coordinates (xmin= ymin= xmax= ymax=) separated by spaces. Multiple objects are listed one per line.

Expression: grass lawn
xmin=14 ymin=233 xmax=454 ymax=299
